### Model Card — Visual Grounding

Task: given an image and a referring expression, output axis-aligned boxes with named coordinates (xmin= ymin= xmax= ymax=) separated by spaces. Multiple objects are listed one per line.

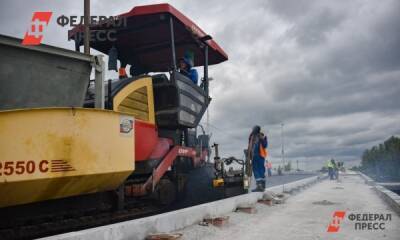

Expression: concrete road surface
xmin=180 ymin=173 xmax=400 ymax=240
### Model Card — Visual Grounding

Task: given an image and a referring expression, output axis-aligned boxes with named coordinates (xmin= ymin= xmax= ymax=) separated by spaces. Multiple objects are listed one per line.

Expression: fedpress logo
xmin=21 ymin=12 xmax=126 ymax=45
xmin=327 ymin=211 xmax=346 ymax=232
xmin=326 ymin=211 xmax=392 ymax=233
xmin=22 ymin=12 xmax=53 ymax=45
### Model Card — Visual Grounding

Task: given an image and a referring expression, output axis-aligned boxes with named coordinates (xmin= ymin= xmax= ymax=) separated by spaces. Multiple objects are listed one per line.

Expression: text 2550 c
xmin=0 ymin=160 xmax=49 ymax=176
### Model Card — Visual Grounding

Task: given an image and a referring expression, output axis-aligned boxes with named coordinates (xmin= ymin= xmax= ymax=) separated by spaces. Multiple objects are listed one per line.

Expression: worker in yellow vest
xmin=327 ymin=159 xmax=335 ymax=180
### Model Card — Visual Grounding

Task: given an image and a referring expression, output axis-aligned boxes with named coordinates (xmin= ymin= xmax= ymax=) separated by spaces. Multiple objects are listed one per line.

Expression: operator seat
xmin=152 ymin=72 xmax=208 ymax=129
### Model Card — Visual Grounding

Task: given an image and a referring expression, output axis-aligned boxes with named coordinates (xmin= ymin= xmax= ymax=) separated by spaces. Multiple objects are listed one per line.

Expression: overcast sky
xmin=1 ymin=0 xmax=399 ymax=170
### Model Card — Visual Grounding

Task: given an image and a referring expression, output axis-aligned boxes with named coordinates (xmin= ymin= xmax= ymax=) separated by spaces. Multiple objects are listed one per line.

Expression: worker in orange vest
xmin=118 ymin=62 xmax=128 ymax=79
xmin=248 ymin=125 xmax=268 ymax=192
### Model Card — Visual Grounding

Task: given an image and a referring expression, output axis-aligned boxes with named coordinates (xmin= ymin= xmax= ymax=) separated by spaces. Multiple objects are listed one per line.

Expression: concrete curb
xmin=358 ymin=171 xmax=376 ymax=185
xmin=373 ymin=185 xmax=400 ymax=216
xmin=39 ymin=175 xmax=324 ymax=240
xmin=357 ymin=172 xmax=400 ymax=216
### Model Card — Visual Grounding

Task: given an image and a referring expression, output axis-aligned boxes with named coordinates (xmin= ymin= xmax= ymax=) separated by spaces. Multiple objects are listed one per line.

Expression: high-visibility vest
xmin=259 ymin=145 xmax=267 ymax=158
xmin=327 ymin=161 xmax=334 ymax=168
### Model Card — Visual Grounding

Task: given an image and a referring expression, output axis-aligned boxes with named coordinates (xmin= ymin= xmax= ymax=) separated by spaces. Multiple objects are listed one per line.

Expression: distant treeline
xmin=360 ymin=136 xmax=400 ymax=181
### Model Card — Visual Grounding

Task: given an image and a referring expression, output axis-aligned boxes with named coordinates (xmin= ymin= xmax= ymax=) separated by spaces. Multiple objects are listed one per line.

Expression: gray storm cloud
xmin=0 ymin=0 xmax=399 ymax=169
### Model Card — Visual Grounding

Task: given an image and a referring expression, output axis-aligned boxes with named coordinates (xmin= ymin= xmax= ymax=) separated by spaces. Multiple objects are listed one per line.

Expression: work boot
xmin=261 ymin=180 xmax=266 ymax=190
xmin=252 ymin=181 xmax=264 ymax=192
xmin=252 ymin=181 xmax=260 ymax=192
xmin=257 ymin=181 xmax=265 ymax=192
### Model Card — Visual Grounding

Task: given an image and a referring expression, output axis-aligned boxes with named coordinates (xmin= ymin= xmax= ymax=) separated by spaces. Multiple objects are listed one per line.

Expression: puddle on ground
xmin=312 ymin=200 xmax=337 ymax=205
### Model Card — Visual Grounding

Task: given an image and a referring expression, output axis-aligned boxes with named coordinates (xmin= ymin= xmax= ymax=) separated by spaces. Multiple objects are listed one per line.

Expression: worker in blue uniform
xmin=248 ymin=125 xmax=268 ymax=192
xmin=178 ymin=55 xmax=198 ymax=85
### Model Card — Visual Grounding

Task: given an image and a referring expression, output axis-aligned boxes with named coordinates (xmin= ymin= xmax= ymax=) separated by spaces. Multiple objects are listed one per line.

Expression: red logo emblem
xmin=22 ymin=12 xmax=52 ymax=45
xmin=327 ymin=211 xmax=346 ymax=232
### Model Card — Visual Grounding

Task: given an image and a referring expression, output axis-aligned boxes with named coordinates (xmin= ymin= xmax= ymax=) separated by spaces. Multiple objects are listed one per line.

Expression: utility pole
xmin=281 ymin=123 xmax=285 ymax=170
xmin=281 ymin=122 xmax=285 ymax=192
xmin=84 ymin=0 xmax=90 ymax=54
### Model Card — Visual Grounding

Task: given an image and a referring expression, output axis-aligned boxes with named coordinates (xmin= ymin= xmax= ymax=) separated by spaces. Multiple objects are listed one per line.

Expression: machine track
xmin=0 ymin=200 xmax=164 ymax=240
xmin=0 ymin=163 xmax=243 ymax=240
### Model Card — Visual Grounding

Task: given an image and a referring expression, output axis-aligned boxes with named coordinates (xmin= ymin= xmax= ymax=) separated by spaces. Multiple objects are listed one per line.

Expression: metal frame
xmin=203 ymin=45 xmax=209 ymax=99
xmin=169 ymin=16 xmax=177 ymax=73
xmin=168 ymin=15 xmax=210 ymax=100
xmin=125 ymin=145 xmax=208 ymax=196
xmin=0 ymin=34 xmax=92 ymax=63
xmin=93 ymin=55 xmax=105 ymax=109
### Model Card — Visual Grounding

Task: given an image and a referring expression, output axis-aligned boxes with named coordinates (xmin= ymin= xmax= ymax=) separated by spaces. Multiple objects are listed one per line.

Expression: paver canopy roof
xmin=69 ymin=3 xmax=228 ymax=72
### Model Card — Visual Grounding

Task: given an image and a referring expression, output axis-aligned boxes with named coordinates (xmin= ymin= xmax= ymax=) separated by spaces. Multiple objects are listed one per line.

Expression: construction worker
xmin=178 ymin=53 xmax=198 ymax=85
xmin=277 ymin=165 xmax=282 ymax=176
xmin=118 ymin=62 xmax=128 ymax=79
xmin=248 ymin=125 xmax=268 ymax=192
xmin=327 ymin=159 xmax=335 ymax=180
xmin=266 ymin=160 xmax=272 ymax=177
xmin=334 ymin=160 xmax=339 ymax=180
